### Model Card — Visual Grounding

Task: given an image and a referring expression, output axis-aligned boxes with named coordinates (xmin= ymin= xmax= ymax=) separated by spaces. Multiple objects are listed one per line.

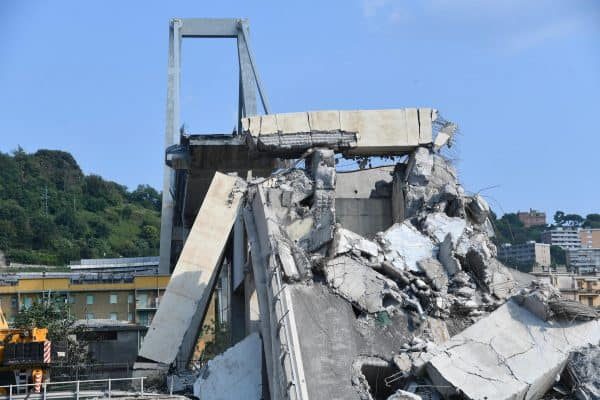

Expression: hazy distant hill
xmin=0 ymin=148 xmax=161 ymax=266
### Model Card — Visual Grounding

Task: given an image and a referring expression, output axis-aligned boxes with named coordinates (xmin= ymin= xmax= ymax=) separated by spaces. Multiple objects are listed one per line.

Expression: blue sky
xmin=1 ymin=1 xmax=598 ymax=219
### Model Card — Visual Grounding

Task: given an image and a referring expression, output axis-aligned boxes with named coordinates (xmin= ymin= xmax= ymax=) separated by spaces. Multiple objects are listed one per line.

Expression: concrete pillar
xmin=158 ymin=19 xmax=183 ymax=274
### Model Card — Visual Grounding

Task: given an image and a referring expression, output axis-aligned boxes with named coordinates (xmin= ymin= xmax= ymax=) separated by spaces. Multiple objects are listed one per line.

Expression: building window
xmin=128 ymin=294 xmax=133 ymax=304
xmin=110 ymin=294 xmax=118 ymax=304
xmin=86 ymin=313 xmax=94 ymax=320
xmin=86 ymin=295 xmax=94 ymax=305
xmin=109 ymin=312 xmax=118 ymax=320
xmin=128 ymin=313 xmax=133 ymax=322
xmin=23 ymin=297 xmax=33 ymax=309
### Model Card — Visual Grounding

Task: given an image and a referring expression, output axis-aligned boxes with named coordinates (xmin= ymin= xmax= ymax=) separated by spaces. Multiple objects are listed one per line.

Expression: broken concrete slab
xmin=383 ymin=222 xmax=436 ymax=272
xmin=565 ymin=344 xmax=600 ymax=400
xmin=465 ymin=194 xmax=490 ymax=225
xmin=462 ymin=250 xmax=516 ymax=299
xmin=137 ymin=173 xmax=246 ymax=366
xmin=437 ymin=236 xmax=461 ymax=276
xmin=193 ymin=333 xmax=263 ymax=400
xmin=426 ymin=300 xmax=600 ymax=400
xmin=324 ymin=255 xmax=403 ymax=314
xmin=416 ymin=258 xmax=448 ymax=292
xmin=331 ymin=226 xmax=379 ymax=258
xmin=422 ymin=212 xmax=466 ymax=246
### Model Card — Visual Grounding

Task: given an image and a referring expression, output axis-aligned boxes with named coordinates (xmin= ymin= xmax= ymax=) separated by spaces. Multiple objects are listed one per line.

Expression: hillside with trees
xmin=0 ymin=148 xmax=161 ymax=266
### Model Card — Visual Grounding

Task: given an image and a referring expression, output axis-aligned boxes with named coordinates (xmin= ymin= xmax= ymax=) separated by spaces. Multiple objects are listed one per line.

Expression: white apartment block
xmin=541 ymin=228 xmax=581 ymax=250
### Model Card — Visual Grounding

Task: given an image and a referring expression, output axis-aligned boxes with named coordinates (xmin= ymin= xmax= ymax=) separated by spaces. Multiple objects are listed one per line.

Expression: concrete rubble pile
xmin=140 ymin=108 xmax=599 ymax=400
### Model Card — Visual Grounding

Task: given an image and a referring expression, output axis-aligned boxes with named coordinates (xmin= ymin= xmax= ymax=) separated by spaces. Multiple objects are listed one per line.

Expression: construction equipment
xmin=0 ymin=306 xmax=51 ymax=394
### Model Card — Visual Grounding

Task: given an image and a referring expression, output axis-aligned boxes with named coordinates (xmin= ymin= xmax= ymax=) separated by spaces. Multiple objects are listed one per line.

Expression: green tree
xmin=0 ymin=148 xmax=162 ymax=265
xmin=583 ymin=214 xmax=600 ymax=229
xmin=550 ymin=245 xmax=566 ymax=266
xmin=563 ymin=213 xmax=584 ymax=228
xmin=13 ymin=301 xmax=91 ymax=365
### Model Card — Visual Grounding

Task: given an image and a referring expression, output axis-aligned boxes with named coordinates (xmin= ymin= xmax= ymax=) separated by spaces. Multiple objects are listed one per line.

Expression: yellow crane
xmin=0 ymin=306 xmax=51 ymax=394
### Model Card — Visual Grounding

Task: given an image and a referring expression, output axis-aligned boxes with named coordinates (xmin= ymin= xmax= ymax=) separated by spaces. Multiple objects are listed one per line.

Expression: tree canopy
xmin=0 ymin=148 xmax=162 ymax=265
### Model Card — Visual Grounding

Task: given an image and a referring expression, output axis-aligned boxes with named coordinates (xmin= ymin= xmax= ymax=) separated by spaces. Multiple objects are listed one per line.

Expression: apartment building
xmin=578 ymin=228 xmax=600 ymax=249
xmin=516 ymin=209 xmax=546 ymax=228
xmin=566 ymin=248 xmax=600 ymax=274
xmin=0 ymin=273 xmax=169 ymax=326
xmin=541 ymin=227 xmax=581 ymax=250
xmin=497 ymin=241 xmax=551 ymax=271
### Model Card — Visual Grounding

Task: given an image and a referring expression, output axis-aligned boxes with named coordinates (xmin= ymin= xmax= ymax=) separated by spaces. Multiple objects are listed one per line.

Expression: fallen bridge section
xmin=242 ymin=108 xmax=439 ymax=156
xmin=426 ymin=300 xmax=600 ymax=400
xmin=136 ymin=172 xmax=246 ymax=366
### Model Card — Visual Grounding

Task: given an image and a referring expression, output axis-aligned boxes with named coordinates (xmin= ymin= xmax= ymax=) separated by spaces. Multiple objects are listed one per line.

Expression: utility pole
xmin=41 ymin=186 xmax=49 ymax=216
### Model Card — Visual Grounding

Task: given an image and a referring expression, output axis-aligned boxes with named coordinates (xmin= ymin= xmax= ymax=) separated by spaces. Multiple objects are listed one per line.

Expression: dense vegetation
xmin=0 ymin=148 xmax=161 ymax=266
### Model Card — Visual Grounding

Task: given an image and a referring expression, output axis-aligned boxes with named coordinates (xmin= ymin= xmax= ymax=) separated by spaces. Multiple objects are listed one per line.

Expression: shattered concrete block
xmin=566 ymin=344 xmax=600 ymax=400
xmin=432 ymin=122 xmax=456 ymax=151
xmin=406 ymin=147 xmax=434 ymax=186
xmin=422 ymin=212 xmax=466 ymax=246
xmin=332 ymin=227 xmax=379 ymax=258
xmin=465 ymin=194 xmax=490 ymax=225
xmin=417 ymin=258 xmax=448 ymax=291
xmin=426 ymin=300 xmax=600 ymax=400
xmin=193 ymin=333 xmax=263 ymax=400
xmin=383 ymin=222 xmax=436 ymax=272
xmin=438 ymin=236 xmax=461 ymax=276
xmin=463 ymin=250 xmax=516 ymax=299
xmin=512 ymin=281 xmax=561 ymax=321
xmin=426 ymin=317 xmax=450 ymax=344
xmin=324 ymin=255 xmax=403 ymax=314
xmin=393 ymin=353 xmax=412 ymax=374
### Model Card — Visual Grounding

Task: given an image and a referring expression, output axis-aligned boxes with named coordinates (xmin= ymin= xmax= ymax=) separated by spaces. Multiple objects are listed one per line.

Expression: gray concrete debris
xmin=416 ymin=258 xmax=448 ymax=292
xmin=565 ymin=344 xmax=600 ymax=400
xmin=332 ymin=226 xmax=379 ymax=258
xmin=422 ymin=212 xmax=466 ymax=247
xmin=437 ymin=235 xmax=462 ymax=276
xmin=426 ymin=300 xmax=600 ymax=400
xmin=155 ymin=120 xmax=581 ymax=400
xmin=305 ymin=148 xmax=336 ymax=252
xmin=461 ymin=250 xmax=516 ymax=300
xmin=513 ymin=281 xmax=562 ymax=321
xmin=383 ymin=222 xmax=436 ymax=272
xmin=324 ymin=255 xmax=403 ymax=314
xmin=513 ymin=280 xmax=599 ymax=322
xmin=465 ymin=194 xmax=490 ymax=225
xmin=402 ymin=147 xmax=464 ymax=220
xmin=387 ymin=389 xmax=422 ymax=400
xmin=193 ymin=333 xmax=263 ymax=400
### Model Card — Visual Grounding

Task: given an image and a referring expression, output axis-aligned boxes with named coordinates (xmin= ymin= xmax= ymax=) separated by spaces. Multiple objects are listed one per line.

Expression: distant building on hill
xmin=578 ymin=228 xmax=600 ymax=249
xmin=541 ymin=227 xmax=582 ymax=250
xmin=566 ymin=248 xmax=600 ymax=274
xmin=497 ymin=241 xmax=551 ymax=272
xmin=516 ymin=209 xmax=546 ymax=228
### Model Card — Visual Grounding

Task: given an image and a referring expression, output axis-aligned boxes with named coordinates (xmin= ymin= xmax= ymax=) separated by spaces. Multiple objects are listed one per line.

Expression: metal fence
xmin=0 ymin=376 xmax=146 ymax=400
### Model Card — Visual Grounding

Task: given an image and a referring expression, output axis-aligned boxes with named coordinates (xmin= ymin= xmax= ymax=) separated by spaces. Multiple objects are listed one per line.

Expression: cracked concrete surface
xmin=426 ymin=300 xmax=600 ymax=400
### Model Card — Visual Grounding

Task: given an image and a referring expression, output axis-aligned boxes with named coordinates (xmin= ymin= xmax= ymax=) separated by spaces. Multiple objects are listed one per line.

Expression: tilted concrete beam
xmin=137 ymin=172 xmax=246 ymax=366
